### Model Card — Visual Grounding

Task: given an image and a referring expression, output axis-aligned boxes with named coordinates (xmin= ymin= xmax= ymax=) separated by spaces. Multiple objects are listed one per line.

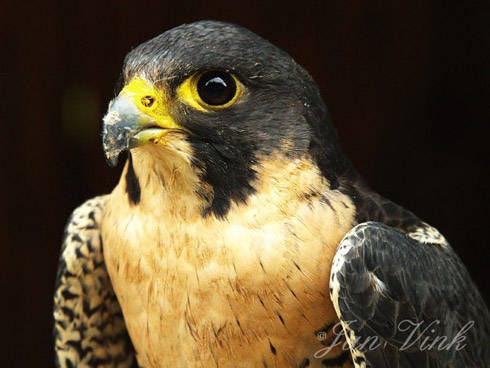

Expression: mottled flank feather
xmin=53 ymin=196 xmax=137 ymax=368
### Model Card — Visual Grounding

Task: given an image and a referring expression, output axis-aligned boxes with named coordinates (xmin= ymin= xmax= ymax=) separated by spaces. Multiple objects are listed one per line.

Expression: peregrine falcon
xmin=53 ymin=21 xmax=489 ymax=368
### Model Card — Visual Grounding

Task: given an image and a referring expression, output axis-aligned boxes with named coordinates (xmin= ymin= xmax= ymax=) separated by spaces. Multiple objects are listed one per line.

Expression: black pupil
xmin=197 ymin=71 xmax=236 ymax=106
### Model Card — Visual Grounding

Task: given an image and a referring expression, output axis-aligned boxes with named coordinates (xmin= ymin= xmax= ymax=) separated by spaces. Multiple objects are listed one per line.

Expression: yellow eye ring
xmin=177 ymin=70 xmax=243 ymax=112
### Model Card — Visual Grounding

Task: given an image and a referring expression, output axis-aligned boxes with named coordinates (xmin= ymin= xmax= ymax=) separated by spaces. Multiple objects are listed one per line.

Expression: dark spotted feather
xmin=53 ymin=196 xmax=139 ymax=368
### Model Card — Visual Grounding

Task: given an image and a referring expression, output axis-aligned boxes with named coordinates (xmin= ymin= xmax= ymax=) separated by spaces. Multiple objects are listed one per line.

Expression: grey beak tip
xmin=105 ymin=153 xmax=120 ymax=167
xmin=102 ymin=95 xmax=150 ymax=167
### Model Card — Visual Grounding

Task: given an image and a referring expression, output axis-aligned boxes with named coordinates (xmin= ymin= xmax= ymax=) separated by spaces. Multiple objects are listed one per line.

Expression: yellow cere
xmin=177 ymin=71 xmax=243 ymax=112
xmin=120 ymin=78 xmax=182 ymax=130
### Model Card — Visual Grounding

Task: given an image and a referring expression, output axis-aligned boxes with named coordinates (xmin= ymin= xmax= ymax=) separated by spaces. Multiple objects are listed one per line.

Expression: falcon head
xmin=103 ymin=20 xmax=349 ymax=216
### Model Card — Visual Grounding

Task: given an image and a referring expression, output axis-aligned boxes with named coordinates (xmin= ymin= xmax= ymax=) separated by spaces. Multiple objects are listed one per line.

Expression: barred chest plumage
xmin=102 ymin=148 xmax=356 ymax=368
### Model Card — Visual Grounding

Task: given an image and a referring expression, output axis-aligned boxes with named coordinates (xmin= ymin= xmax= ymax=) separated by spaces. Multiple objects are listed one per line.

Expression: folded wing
xmin=330 ymin=222 xmax=489 ymax=367
xmin=53 ymin=196 xmax=138 ymax=368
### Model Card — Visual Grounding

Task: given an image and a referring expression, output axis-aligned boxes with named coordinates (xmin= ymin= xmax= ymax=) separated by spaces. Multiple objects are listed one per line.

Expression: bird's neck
xmin=121 ymin=144 xmax=205 ymax=220
xmin=119 ymin=144 xmax=335 ymax=222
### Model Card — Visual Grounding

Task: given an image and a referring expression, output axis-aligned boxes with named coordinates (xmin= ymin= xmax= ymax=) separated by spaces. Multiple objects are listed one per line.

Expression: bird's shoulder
xmin=338 ymin=180 xmax=447 ymax=246
xmin=328 ymin=181 xmax=490 ymax=367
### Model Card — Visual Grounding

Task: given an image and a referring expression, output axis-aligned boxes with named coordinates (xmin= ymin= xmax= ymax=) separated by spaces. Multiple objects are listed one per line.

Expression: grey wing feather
xmin=330 ymin=222 xmax=490 ymax=368
xmin=53 ymin=196 xmax=139 ymax=368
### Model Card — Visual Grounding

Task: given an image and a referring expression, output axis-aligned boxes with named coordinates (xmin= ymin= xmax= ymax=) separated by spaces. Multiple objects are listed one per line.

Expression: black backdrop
xmin=3 ymin=1 xmax=489 ymax=366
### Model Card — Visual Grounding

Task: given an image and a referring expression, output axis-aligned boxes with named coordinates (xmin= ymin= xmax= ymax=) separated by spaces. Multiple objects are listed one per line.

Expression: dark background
xmin=3 ymin=1 xmax=489 ymax=366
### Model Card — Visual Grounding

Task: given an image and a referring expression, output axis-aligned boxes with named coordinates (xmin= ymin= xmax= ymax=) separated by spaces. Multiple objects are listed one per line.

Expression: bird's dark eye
xmin=197 ymin=71 xmax=237 ymax=106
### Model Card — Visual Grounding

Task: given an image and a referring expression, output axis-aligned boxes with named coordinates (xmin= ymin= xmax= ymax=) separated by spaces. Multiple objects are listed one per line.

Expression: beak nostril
xmin=141 ymin=96 xmax=155 ymax=107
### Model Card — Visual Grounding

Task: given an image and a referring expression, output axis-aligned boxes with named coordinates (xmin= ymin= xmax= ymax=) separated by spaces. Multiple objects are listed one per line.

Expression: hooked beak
xmin=102 ymin=78 xmax=185 ymax=166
